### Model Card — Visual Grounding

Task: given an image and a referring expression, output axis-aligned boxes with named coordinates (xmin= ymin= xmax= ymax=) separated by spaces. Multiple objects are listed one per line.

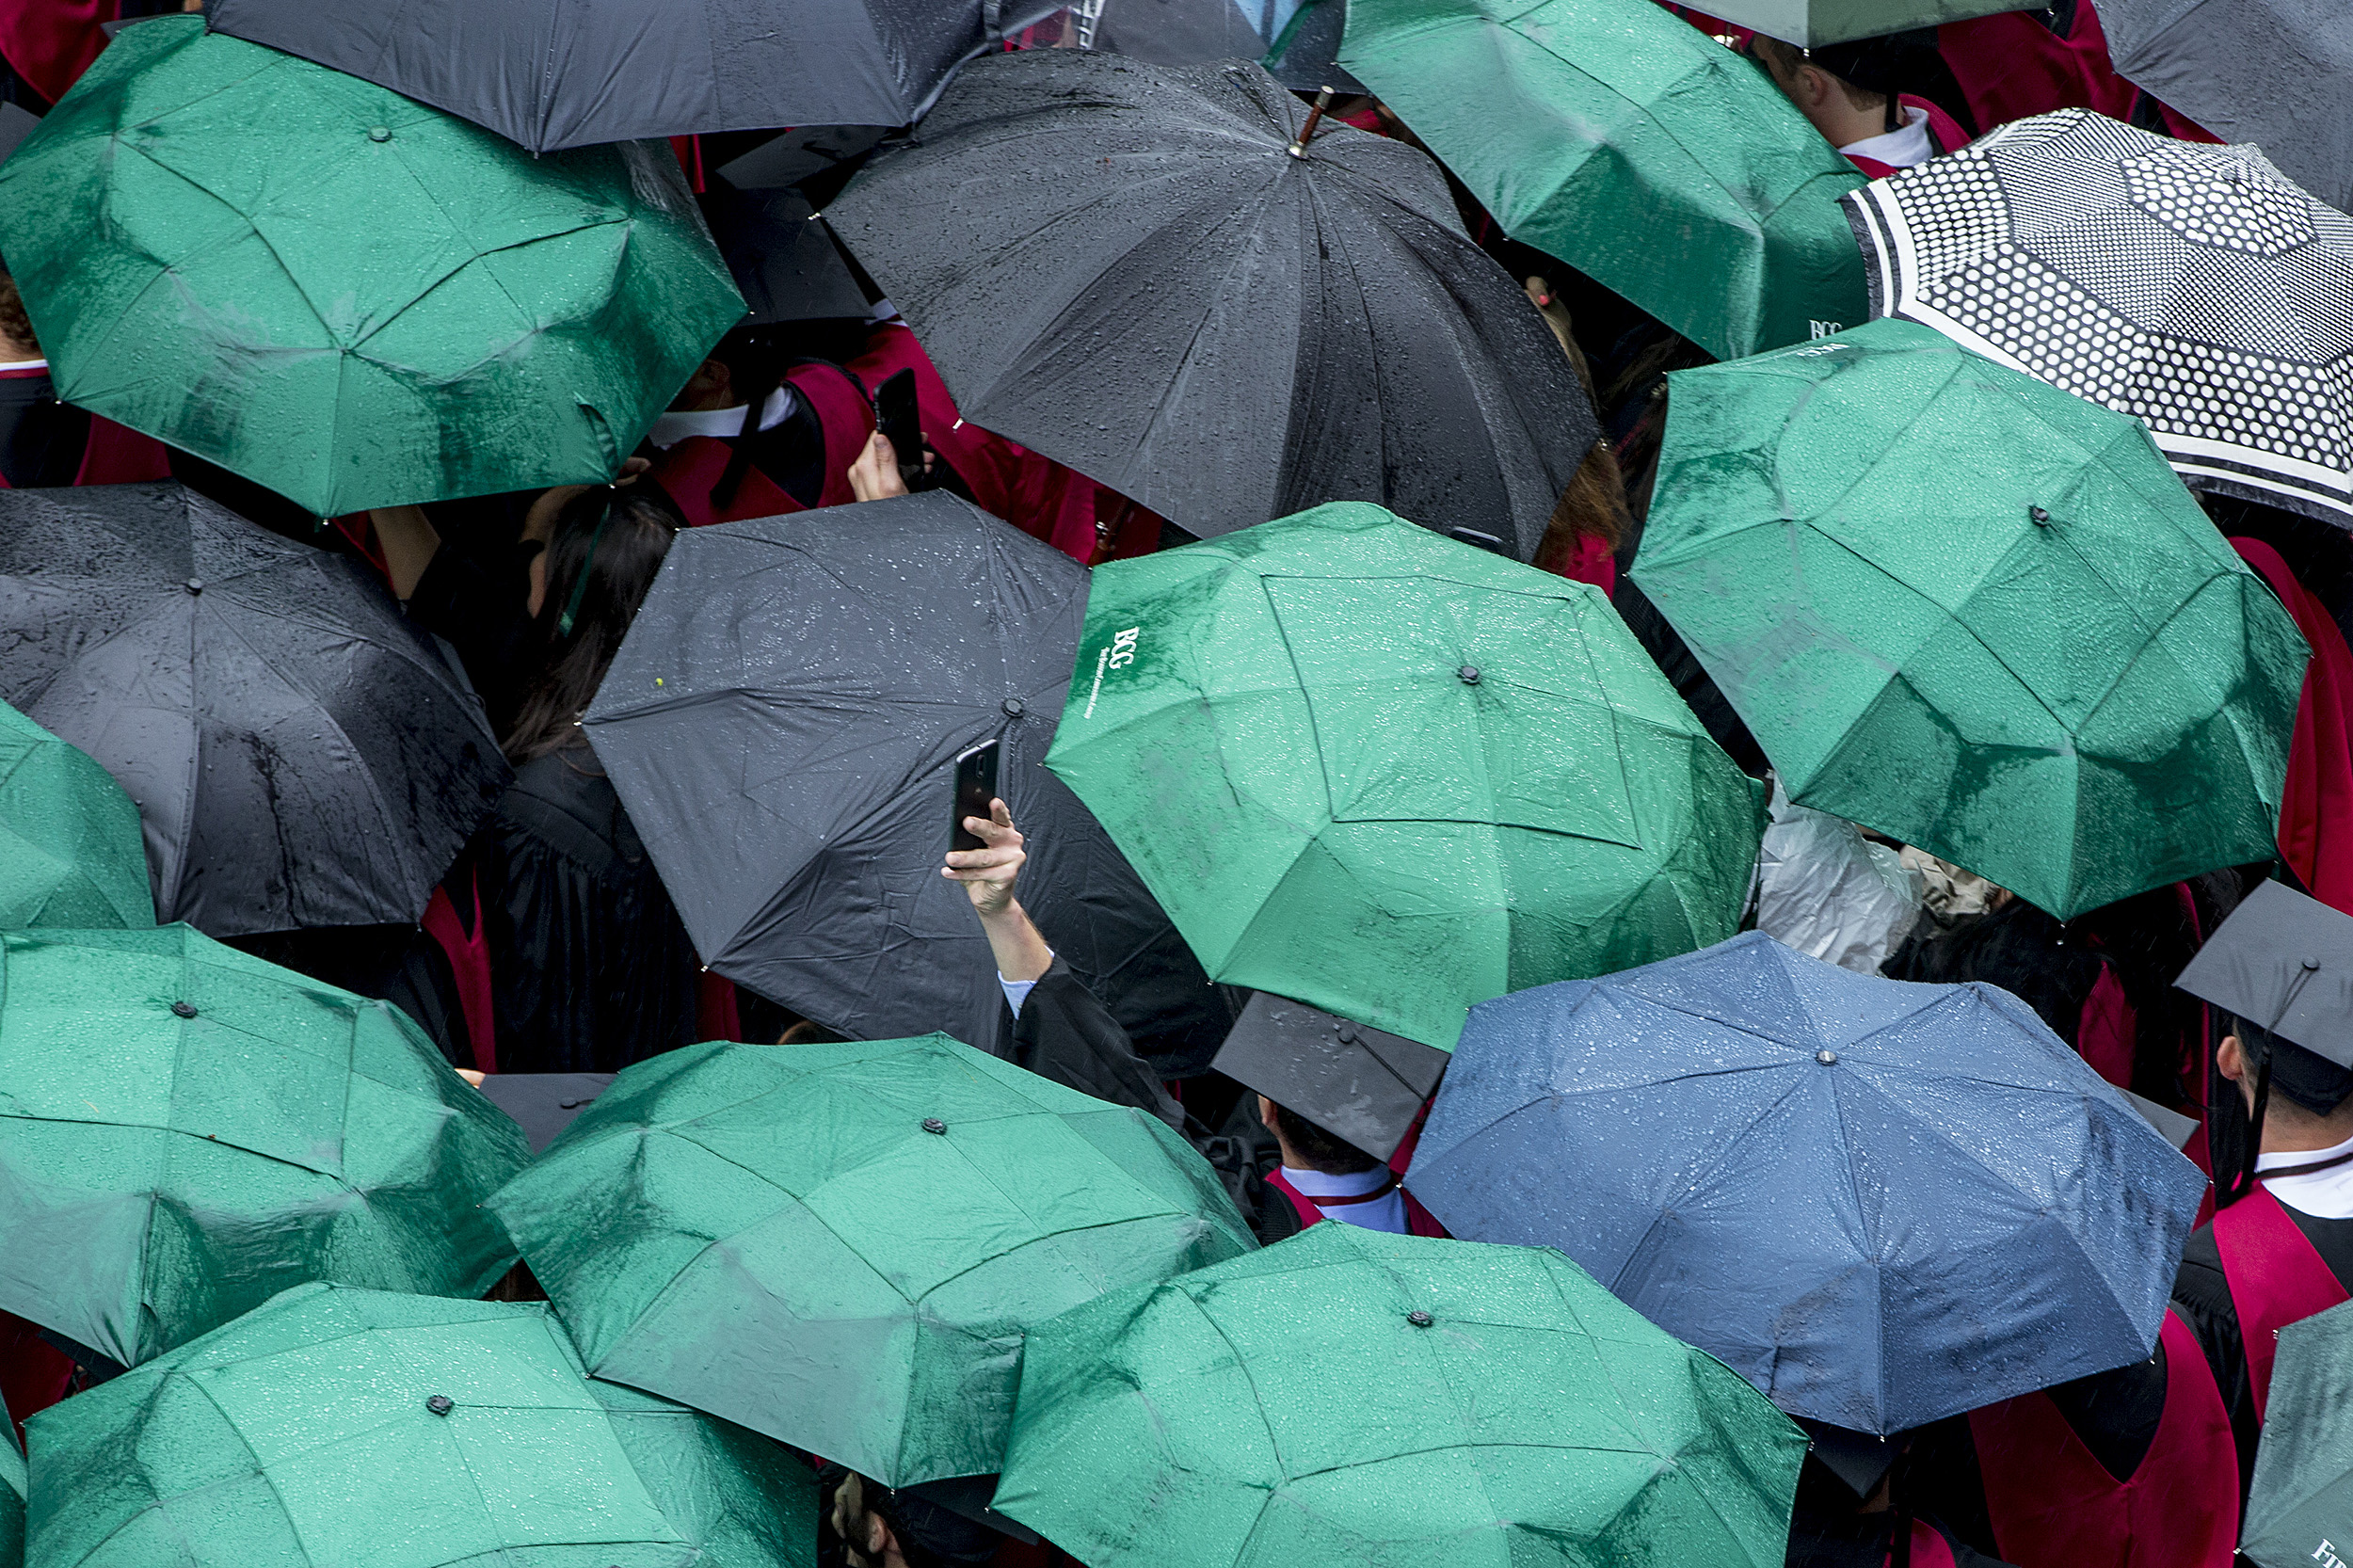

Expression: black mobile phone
xmin=951 ymin=739 xmax=1000 ymax=853
xmin=874 ymin=368 xmax=927 ymax=491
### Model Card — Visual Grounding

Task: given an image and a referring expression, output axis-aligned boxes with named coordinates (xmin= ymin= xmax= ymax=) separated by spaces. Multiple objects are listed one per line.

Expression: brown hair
xmin=1535 ymin=439 xmax=1634 ymax=573
xmin=0 ymin=270 xmax=39 ymax=357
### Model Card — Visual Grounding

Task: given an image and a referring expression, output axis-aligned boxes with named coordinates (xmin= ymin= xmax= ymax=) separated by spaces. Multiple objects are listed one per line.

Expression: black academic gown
xmin=2172 ymin=1203 xmax=2353 ymax=1500
xmin=481 ymin=742 xmax=701 ymax=1073
xmin=402 ymin=519 xmax=540 ymax=740
xmin=0 ymin=369 xmax=90 ymax=489
xmin=1008 ymin=957 xmax=1184 ymax=1131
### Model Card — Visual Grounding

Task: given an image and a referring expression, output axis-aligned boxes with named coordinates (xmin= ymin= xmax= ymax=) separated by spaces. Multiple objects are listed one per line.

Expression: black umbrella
xmin=1086 ymin=0 xmax=1267 ymax=65
xmin=201 ymin=0 xmax=1066 ymax=153
xmin=824 ymin=51 xmax=1594 ymax=558
xmin=581 ymin=491 xmax=1225 ymax=1062
xmin=1257 ymin=0 xmax=1363 ymax=93
xmin=703 ymin=186 xmax=872 ymax=325
xmin=0 ymin=484 xmax=508 ymax=936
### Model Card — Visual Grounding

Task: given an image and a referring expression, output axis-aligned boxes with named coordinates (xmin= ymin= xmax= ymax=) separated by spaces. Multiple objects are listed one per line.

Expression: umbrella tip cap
xmin=1816 ymin=1049 xmax=1837 ymax=1064
xmin=170 ymin=1000 xmax=198 ymax=1019
xmin=425 ymin=1395 xmax=454 ymax=1416
xmin=922 ymin=1117 xmax=948 ymax=1135
xmin=1408 ymin=1309 xmax=1433 ymax=1327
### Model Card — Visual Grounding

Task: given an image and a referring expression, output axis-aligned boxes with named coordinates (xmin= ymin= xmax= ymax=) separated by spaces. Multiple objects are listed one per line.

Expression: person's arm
xmin=847 ymin=432 xmax=910 ymax=504
xmin=942 ymin=797 xmax=1051 ymax=985
xmin=370 ymin=504 xmax=441 ymax=602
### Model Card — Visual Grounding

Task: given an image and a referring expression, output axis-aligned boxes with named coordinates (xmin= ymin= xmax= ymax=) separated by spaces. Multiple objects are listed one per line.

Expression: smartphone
xmin=951 ymin=739 xmax=1000 ymax=853
xmin=874 ymin=368 xmax=927 ymax=492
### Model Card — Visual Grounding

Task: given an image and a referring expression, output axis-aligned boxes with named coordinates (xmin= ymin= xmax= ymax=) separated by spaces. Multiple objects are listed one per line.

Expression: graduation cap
xmin=474 ymin=1072 xmax=615 ymax=1155
xmin=2176 ymin=881 xmax=2353 ymax=1069
xmin=0 ymin=104 xmax=37 ymax=169
xmin=1209 ymin=992 xmax=1448 ymax=1162
xmin=1795 ymin=1417 xmax=1904 ymax=1499
xmin=714 ymin=125 xmax=888 ymax=194
xmin=2175 ymin=881 xmax=2353 ymax=1199
xmin=700 ymin=186 xmax=872 ymax=327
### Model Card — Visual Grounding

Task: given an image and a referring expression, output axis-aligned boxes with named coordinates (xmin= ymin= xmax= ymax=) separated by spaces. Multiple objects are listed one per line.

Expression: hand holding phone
xmin=951 ymin=739 xmax=1000 ymax=853
xmin=874 ymin=368 xmax=928 ymax=493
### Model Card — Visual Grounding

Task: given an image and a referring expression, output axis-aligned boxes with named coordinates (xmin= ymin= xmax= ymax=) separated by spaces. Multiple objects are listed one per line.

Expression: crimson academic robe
xmin=646 ymin=360 xmax=874 ymax=528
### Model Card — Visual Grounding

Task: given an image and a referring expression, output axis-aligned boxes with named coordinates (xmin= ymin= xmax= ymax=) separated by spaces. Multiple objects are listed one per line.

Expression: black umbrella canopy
xmin=0 ymin=484 xmax=508 ymax=936
xmin=582 ymin=491 xmax=1223 ymax=1060
xmin=824 ymin=50 xmax=1594 ymax=557
xmin=202 ymin=0 xmax=1066 ymax=153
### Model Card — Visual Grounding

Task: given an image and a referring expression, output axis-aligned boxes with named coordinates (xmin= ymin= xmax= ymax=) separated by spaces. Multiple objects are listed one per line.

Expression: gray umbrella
xmin=202 ymin=0 xmax=1065 ymax=153
xmin=582 ymin=492 xmax=1223 ymax=1063
xmin=0 ymin=484 xmax=507 ymax=936
xmin=824 ymin=50 xmax=1594 ymax=558
xmin=2100 ymin=0 xmax=2351 ymax=214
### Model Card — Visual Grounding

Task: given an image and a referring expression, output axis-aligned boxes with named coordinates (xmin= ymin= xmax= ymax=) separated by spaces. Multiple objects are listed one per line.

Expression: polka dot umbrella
xmin=1845 ymin=108 xmax=2353 ymax=526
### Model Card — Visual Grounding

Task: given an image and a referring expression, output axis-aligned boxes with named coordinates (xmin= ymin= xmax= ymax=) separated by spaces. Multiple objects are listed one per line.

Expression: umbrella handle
xmin=1287 ymin=87 xmax=1336 ymax=158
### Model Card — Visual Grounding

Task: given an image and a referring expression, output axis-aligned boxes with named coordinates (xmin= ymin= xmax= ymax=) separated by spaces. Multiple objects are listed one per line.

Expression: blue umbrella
xmin=1406 ymin=932 xmax=2207 ymax=1434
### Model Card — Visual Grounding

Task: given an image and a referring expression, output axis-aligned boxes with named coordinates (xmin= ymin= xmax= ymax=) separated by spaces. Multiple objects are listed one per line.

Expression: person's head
xmin=1535 ymin=438 xmax=1633 ymax=570
xmin=0 ymin=267 xmax=40 ymax=362
xmin=503 ymin=483 xmax=686 ymax=764
xmin=2217 ymin=1016 xmax=2353 ymax=1135
xmin=1257 ymin=1095 xmax=1379 ymax=1176
xmin=1749 ymin=34 xmax=1896 ymax=148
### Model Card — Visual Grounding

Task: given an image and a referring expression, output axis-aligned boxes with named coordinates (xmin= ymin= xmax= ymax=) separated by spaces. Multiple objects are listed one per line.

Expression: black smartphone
xmin=951 ymin=739 xmax=1000 ymax=853
xmin=874 ymin=368 xmax=927 ymax=491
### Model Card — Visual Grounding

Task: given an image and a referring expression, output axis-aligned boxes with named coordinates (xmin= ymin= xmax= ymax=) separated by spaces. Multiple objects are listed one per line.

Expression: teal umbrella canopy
xmin=488 ymin=1035 xmax=1255 ymax=1488
xmin=1045 ymin=503 xmax=1763 ymax=1049
xmin=0 ymin=18 xmax=745 ymax=515
xmin=995 ymin=1223 xmax=1808 ymax=1568
xmin=1 ymin=1422 xmax=21 ymax=1568
xmin=1338 ymin=0 xmax=1868 ymax=360
xmin=24 ymin=1284 xmax=814 ymax=1568
xmin=0 ymin=699 xmax=153 ymax=930
xmin=0 ymin=924 xmax=529 ymax=1368
xmin=2245 ymin=1298 xmax=2353 ymax=1568
xmin=1631 ymin=318 xmax=2306 ymax=918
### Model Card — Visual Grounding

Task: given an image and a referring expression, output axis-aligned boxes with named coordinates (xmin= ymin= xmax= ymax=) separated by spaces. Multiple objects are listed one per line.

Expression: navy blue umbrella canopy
xmin=1407 ymin=932 xmax=2207 ymax=1434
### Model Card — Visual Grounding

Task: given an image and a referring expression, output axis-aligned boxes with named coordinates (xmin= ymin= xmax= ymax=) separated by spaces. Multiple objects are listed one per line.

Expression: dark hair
xmin=1536 ymin=438 xmax=1632 ymax=568
xmin=502 ymin=484 xmax=686 ymax=765
xmin=2230 ymin=1015 xmax=2353 ymax=1117
xmin=0 ymin=269 xmax=37 ymax=356
xmin=1272 ymin=1101 xmax=1378 ymax=1176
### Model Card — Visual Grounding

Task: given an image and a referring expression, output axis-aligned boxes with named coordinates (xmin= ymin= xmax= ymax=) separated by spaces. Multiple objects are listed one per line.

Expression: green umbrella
xmin=994 ymin=1222 xmax=1808 ymax=1568
xmin=0 ymin=700 xmax=152 ymax=931
xmin=487 ymin=1035 xmax=1255 ymax=1488
xmin=24 ymin=1283 xmax=814 ymax=1568
xmin=0 ymin=17 xmax=744 ymax=517
xmin=2244 ymin=1298 xmax=2353 ymax=1568
xmin=1043 ymin=503 xmax=1762 ymax=1051
xmin=1629 ymin=318 xmax=2306 ymax=919
xmin=1337 ymin=0 xmax=1868 ymax=361
xmin=1 ymin=1421 xmax=21 ymax=1568
xmin=0 ymin=924 xmax=529 ymax=1368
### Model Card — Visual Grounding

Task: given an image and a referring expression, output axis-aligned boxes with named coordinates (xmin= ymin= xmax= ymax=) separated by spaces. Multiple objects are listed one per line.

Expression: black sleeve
xmin=2171 ymin=1228 xmax=2261 ymax=1502
xmin=1010 ymin=958 xmax=1185 ymax=1130
xmin=405 ymin=537 xmax=536 ymax=737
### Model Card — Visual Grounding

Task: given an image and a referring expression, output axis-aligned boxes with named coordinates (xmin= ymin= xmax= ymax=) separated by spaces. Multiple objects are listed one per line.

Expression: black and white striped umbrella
xmin=1845 ymin=109 xmax=2353 ymax=526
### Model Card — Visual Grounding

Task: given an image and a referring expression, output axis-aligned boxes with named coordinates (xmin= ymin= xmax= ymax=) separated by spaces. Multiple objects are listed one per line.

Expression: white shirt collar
xmin=0 ymin=359 xmax=48 ymax=373
xmin=646 ymin=384 xmax=796 ymax=452
xmin=2262 ymin=1128 xmax=2353 ymax=1221
xmin=1840 ymin=104 xmax=1933 ymax=171
xmin=1281 ymin=1163 xmax=1394 ymax=1198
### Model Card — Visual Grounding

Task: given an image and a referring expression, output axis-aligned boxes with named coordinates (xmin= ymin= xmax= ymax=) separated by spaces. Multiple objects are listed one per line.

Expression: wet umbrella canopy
xmin=2243 ymin=1298 xmax=2353 ymax=1568
xmin=1338 ymin=0 xmax=1869 ymax=361
xmin=487 ymin=1035 xmax=1254 ymax=1489
xmin=2099 ymin=0 xmax=2351 ymax=214
xmin=0 ymin=18 xmax=744 ymax=516
xmin=0 ymin=698 xmax=154 ymax=930
xmin=825 ymin=50 xmax=1593 ymax=557
xmin=205 ymin=0 xmax=1064 ymax=153
xmin=1044 ymin=504 xmax=1763 ymax=1051
xmin=583 ymin=492 xmax=1217 ymax=1060
xmin=1408 ymin=933 xmax=2210 ymax=1434
xmin=993 ymin=1222 xmax=1809 ymax=1568
xmin=0 ymin=483 xmax=510 ymax=936
xmin=1631 ymin=319 xmax=2306 ymax=920
xmin=0 ymin=1428 xmax=19 ymax=1568
xmin=1846 ymin=109 xmax=2353 ymax=524
xmin=0 ymin=925 xmax=529 ymax=1368
xmin=23 ymin=1283 xmax=815 ymax=1568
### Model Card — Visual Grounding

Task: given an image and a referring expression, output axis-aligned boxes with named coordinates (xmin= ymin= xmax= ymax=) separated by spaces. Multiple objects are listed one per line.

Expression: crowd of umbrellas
xmin=0 ymin=0 xmax=2350 ymax=1566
